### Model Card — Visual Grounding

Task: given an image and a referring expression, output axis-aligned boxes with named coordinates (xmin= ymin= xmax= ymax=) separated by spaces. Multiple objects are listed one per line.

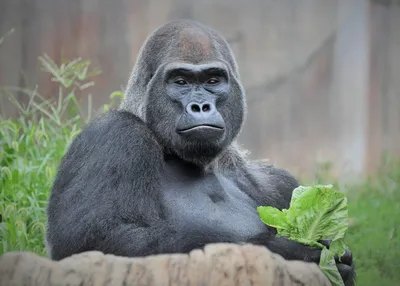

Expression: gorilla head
xmin=121 ymin=20 xmax=246 ymax=167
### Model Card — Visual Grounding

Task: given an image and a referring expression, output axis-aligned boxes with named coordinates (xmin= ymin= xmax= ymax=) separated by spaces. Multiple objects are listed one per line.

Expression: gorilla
xmin=45 ymin=19 xmax=355 ymax=285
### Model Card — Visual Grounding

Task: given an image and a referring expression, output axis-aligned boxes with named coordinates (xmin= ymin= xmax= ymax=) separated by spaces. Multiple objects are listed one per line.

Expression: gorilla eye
xmin=207 ymin=78 xmax=219 ymax=85
xmin=174 ymin=79 xmax=188 ymax=85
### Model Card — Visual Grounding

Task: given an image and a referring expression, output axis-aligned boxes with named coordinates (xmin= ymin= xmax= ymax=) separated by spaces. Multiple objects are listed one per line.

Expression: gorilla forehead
xmin=145 ymin=20 xmax=237 ymax=73
xmin=177 ymin=27 xmax=213 ymax=62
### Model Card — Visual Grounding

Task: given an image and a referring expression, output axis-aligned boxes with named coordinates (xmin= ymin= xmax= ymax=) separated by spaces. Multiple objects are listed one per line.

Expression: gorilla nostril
xmin=187 ymin=102 xmax=215 ymax=114
xmin=202 ymin=104 xmax=210 ymax=112
xmin=191 ymin=104 xmax=201 ymax=113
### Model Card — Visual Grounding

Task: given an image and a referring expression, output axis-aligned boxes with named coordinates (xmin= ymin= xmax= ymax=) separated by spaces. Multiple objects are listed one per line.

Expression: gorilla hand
xmin=247 ymin=233 xmax=355 ymax=286
xmin=319 ymin=239 xmax=355 ymax=286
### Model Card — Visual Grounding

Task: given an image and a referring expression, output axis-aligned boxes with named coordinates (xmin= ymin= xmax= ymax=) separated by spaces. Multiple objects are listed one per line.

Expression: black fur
xmin=45 ymin=19 xmax=355 ymax=286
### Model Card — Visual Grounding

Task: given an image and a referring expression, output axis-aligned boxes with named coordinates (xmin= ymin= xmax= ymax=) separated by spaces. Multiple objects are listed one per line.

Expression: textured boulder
xmin=0 ymin=243 xmax=330 ymax=286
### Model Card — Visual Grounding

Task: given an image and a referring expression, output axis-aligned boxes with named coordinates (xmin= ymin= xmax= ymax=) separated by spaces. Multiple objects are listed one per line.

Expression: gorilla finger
xmin=334 ymin=249 xmax=353 ymax=266
xmin=304 ymin=246 xmax=323 ymax=263
xmin=318 ymin=239 xmax=332 ymax=248
xmin=337 ymin=263 xmax=355 ymax=286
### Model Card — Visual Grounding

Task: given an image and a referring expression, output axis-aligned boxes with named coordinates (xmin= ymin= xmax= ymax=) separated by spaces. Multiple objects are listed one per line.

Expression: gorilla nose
xmin=178 ymin=101 xmax=225 ymax=140
xmin=186 ymin=102 xmax=215 ymax=116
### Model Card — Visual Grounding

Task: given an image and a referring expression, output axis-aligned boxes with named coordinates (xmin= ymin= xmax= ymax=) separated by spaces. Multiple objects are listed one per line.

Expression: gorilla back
xmin=46 ymin=20 xmax=355 ymax=286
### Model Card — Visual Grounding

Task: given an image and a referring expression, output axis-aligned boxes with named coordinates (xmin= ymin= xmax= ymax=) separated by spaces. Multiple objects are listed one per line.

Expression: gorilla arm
xmin=237 ymin=164 xmax=321 ymax=262
xmin=46 ymin=110 xmax=235 ymax=260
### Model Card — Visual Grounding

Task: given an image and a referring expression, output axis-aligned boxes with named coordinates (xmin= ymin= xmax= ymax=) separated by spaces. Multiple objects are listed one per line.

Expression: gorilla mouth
xmin=178 ymin=124 xmax=224 ymax=132
xmin=177 ymin=124 xmax=225 ymax=140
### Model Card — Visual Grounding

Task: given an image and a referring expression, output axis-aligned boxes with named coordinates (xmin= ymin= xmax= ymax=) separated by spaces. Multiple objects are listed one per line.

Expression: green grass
xmin=0 ymin=56 xmax=399 ymax=286
xmin=0 ymin=55 xmax=122 ymax=255
xmin=344 ymin=159 xmax=400 ymax=286
xmin=307 ymin=158 xmax=400 ymax=286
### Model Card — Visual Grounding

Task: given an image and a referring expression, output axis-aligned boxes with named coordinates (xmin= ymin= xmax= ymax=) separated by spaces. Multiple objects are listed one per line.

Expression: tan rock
xmin=0 ymin=243 xmax=330 ymax=286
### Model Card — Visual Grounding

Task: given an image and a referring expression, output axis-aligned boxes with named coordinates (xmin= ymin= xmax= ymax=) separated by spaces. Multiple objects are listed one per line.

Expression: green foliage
xmin=258 ymin=184 xmax=349 ymax=286
xmin=303 ymin=156 xmax=400 ymax=286
xmin=343 ymin=157 xmax=400 ymax=286
xmin=0 ymin=54 xmax=122 ymax=256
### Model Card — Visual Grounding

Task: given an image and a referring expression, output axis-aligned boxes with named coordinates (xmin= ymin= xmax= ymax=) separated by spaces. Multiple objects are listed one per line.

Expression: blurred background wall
xmin=1 ymin=0 xmax=399 ymax=179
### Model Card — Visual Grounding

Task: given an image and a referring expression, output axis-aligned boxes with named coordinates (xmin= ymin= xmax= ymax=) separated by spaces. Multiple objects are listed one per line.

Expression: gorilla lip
xmin=178 ymin=124 xmax=224 ymax=132
xmin=177 ymin=124 xmax=225 ymax=140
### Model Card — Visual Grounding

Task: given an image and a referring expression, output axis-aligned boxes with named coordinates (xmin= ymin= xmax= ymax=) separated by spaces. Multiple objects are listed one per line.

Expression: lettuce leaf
xmin=319 ymin=241 xmax=347 ymax=286
xmin=257 ymin=184 xmax=349 ymax=286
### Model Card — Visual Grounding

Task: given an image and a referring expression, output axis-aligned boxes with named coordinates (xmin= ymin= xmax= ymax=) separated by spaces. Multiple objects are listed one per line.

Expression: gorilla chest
xmin=161 ymin=164 xmax=266 ymax=239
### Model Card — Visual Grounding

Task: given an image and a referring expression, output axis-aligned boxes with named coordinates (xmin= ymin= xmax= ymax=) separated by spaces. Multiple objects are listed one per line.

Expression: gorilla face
xmin=123 ymin=20 xmax=246 ymax=166
xmin=146 ymin=60 xmax=243 ymax=166
xmin=166 ymin=62 xmax=229 ymax=141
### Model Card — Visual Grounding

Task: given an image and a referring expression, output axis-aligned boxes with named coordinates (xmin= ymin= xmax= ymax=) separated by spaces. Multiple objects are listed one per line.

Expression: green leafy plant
xmin=257 ymin=184 xmax=349 ymax=286
xmin=0 ymin=53 xmax=123 ymax=256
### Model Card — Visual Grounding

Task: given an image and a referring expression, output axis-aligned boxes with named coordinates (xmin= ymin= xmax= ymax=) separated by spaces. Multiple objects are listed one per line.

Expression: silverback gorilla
xmin=46 ymin=20 xmax=355 ymax=285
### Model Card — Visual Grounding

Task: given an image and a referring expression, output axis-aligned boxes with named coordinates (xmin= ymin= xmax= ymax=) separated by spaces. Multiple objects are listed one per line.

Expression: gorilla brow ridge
xmin=164 ymin=63 xmax=229 ymax=82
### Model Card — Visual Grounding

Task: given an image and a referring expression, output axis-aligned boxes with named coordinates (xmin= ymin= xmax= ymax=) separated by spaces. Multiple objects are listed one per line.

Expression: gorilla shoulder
xmin=73 ymin=110 xmax=161 ymax=154
xmin=242 ymin=162 xmax=299 ymax=210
